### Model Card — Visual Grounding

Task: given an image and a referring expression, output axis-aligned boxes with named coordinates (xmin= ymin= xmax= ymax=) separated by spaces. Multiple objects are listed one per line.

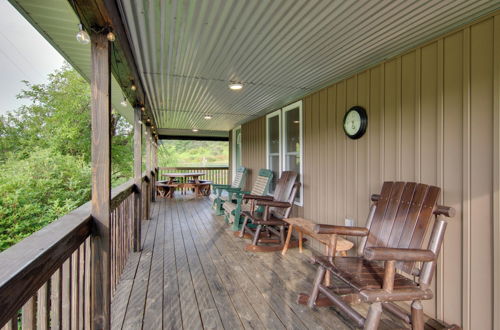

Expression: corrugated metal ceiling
xmin=8 ymin=0 xmax=137 ymax=124
xmin=119 ymin=0 xmax=500 ymax=132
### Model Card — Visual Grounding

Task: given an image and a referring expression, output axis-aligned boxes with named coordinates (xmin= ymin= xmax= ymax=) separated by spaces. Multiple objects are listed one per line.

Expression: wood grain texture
xmin=238 ymin=13 xmax=500 ymax=327
xmin=90 ymin=32 xmax=112 ymax=330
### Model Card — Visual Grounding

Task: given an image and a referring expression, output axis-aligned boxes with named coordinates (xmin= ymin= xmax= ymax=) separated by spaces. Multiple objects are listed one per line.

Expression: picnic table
xmin=160 ymin=172 xmax=206 ymax=197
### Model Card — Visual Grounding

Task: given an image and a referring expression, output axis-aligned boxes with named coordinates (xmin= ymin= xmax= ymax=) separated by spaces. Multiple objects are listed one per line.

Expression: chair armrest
xmin=212 ymin=184 xmax=231 ymax=190
xmin=313 ymin=224 xmax=369 ymax=237
xmin=256 ymin=200 xmax=292 ymax=208
xmin=242 ymin=194 xmax=274 ymax=201
xmin=364 ymin=247 xmax=436 ymax=262
xmin=225 ymin=187 xmax=242 ymax=193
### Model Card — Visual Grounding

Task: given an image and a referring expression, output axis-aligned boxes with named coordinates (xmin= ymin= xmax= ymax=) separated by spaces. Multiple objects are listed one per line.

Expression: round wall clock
xmin=343 ymin=106 xmax=367 ymax=139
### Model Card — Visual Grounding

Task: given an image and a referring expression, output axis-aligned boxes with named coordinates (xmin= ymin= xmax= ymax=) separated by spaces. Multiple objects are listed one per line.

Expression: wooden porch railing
xmin=158 ymin=166 xmax=229 ymax=185
xmin=0 ymin=172 xmax=155 ymax=329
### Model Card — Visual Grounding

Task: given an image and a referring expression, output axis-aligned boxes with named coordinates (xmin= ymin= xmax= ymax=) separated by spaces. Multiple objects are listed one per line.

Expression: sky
xmin=0 ymin=0 xmax=65 ymax=115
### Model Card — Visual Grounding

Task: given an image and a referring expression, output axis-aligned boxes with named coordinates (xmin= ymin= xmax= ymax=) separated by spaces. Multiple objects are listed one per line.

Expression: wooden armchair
xmin=299 ymin=182 xmax=455 ymax=330
xmin=223 ymin=169 xmax=273 ymax=231
xmin=239 ymin=171 xmax=300 ymax=252
xmin=209 ymin=166 xmax=247 ymax=215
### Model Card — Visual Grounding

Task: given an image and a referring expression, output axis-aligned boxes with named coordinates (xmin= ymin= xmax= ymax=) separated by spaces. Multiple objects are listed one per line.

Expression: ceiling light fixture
xmin=192 ymin=128 xmax=199 ymax=132
xmin=76 ymin=24 xmax=90 ymax=44
xmin=131 ymin=84 xmax=137 ymax=91
xmin=204 ymin=115 xmax=213 ymax=120
xmin=293 ymin=120 xmax=300 ymax=124
xmin=106 ymin=31 xmax=116 ymax=42
xmin=141 ymin=106 xmax=145 ymax=112
xmin=120 ymin=98 xmax=127 ymax=107
xmin=228 ymin=82 xmax=243 ymax=90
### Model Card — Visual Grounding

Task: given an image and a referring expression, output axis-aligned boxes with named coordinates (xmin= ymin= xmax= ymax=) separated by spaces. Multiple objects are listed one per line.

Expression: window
xmin=282 ymin=101 xmax=303 ymax=205
xmin=265 ymin=101 xmax=303 ymax=205
xmin=266 ymin=110 xmax=281 ymax=194
xmin=232 ymin=126 xmax=242 ymax=180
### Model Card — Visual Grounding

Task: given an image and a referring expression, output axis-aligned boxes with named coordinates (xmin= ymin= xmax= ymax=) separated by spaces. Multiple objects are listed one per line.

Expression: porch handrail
xmin=0 ymin=172 xmax=153 ymax=328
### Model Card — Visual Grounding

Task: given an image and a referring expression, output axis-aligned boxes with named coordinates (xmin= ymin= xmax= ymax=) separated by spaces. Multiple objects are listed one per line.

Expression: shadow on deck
xmin=110 ymin=195 xmax=406 ymax=330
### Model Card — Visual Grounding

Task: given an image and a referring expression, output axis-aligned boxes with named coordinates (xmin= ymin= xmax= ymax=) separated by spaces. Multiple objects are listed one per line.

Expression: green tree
xmin=0 ymin=64 xmax=133 ymax=251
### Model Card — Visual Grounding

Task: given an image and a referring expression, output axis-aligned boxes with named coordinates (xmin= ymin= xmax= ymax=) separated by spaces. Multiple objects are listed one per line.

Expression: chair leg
xmin=307 ymin=266 xmax=326 ymax=308
xmin=239 ymin=216 xmax=249 ymax=238
xmin=411 ymin=300 xmax=424 ymax=330
xmin=279 ymin=225 xmax=285 ymax=244
xmin=252 ymin=225 xmax=262 ymax=245
xmin=364 ymin=302 xmax=382 ymax=330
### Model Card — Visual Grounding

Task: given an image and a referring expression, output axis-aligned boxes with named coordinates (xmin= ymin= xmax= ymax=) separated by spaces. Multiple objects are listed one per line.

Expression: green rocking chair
xmin=222 ymin=169 xmax=273 ymax=231
xmin=209 ymin=166 xmax=247 ymax=215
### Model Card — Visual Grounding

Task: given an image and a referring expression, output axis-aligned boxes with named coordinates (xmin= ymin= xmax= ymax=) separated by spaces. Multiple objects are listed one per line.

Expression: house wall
xmin=240 ymin=13 xmax=500 ymax=329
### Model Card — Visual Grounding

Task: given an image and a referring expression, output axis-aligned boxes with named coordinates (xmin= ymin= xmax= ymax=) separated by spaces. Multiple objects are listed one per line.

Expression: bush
xmin=0 ymin=149 xmax=91 ymax=251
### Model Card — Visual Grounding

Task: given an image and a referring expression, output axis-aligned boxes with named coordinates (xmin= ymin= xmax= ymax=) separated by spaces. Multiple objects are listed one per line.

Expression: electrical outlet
xmin=345 ymin=218 xmax=355 ymax=227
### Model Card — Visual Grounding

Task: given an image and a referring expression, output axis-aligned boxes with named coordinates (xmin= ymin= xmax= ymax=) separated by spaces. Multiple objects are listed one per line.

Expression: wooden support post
xmin=145 ymin=127 xmax=152 ymax=209
xmin=133 ymin=107 xmax=142 ymax=252
xmin=90 ymin=32 xmax=111 ymax=330
xmin=151 ymin=137 xmax=157 ymax=202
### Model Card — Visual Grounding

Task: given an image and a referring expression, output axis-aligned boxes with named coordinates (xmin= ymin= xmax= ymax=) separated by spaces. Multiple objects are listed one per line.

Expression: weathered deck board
xmin=111 ymin=194 xmax=405 ymax=329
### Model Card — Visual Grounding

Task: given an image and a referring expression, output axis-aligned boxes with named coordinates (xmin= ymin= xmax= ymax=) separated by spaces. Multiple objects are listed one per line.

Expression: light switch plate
xmin=345 ymin=218 xmax=355 ymax=227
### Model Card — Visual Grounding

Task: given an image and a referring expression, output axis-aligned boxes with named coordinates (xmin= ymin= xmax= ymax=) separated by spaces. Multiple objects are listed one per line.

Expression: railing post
xmin=145 ymin=127 xmax=152 ymax=219
xmin=133 ymin=107 xmax=142 ymax=252
xmin=90 ymin=32 xmax=111 ymax=329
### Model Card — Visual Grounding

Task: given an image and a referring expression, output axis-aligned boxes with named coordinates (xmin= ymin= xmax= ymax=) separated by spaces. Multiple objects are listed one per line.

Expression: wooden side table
xmin=282 ymin=217 xmax=354 ymax=286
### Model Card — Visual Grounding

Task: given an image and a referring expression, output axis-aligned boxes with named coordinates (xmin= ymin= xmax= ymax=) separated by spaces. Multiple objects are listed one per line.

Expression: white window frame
xmin=282 ymin=101 xmax=303 ymax=206
xmin=232 ymin=126 xmax=241 ymax=181
xmin=266 ymin=110 xmax=282 ymax=194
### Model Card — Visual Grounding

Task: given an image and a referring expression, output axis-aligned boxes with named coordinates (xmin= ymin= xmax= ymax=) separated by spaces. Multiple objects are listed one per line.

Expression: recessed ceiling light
xmin=192 ymin=128 xmax=199 ymax=132
xmin=204 ymin=115 xmax=213 ymax=120
xmin=228 ymin=83 xmax=243 ymax=90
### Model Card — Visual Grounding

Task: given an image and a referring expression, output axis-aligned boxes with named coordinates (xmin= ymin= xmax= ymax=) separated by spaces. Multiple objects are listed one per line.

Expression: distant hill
xmin=158 ymin=140 xmax=228 ymax=167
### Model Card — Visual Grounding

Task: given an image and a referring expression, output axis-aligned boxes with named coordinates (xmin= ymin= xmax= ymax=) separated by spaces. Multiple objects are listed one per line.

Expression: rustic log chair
xmin=223 ymin=169 xmax=273 ymax=231
xmin=299 ymin=182 xmax=455 ymax=330
xmin=209 ymin=166 xmax=247 ymax=215
xmin=239 ymin=171 xmax=300 ymax=252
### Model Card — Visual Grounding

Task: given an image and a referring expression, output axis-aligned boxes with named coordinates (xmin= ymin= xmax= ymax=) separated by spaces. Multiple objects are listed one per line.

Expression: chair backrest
xmin=250 ymin=169 xmax=273 ymax=196
xmin=361 ymin=181 xmax=441 ymax=275
xmin=270 ymin=171 xmax=299 ymax=219
xmin=231 ymin=167 xmax=247 ymax=189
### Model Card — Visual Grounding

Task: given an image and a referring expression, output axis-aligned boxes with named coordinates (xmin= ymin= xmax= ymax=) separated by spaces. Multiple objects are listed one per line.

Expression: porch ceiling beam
xmin=68 ymin=0 xmax=158 ymax=132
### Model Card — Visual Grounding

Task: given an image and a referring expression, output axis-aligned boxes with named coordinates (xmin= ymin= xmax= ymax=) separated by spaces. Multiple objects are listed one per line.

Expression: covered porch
xmin=110 ymin=195 xmax=405 ymax=330
xmin=0 ymin=0 xmax=499 ymax=329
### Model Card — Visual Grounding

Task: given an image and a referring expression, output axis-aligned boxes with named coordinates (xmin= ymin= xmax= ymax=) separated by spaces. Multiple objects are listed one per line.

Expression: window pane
xmin=269 ymin=155 xmax=280 ymax=193
xmin=285 ymin=107 xmax=300 ymax=153
xmin=235 ymin=128 xmax=242 ymax=168
xmin=268 ymin=115 xmax=280 ymax=153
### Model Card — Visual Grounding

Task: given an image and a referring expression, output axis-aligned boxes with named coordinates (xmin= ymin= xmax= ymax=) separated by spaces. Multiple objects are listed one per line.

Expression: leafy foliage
xmin=0 ymin=64 xmax=133 ymax=251
xmin=158 ymin=140 xmax=228 ymax=167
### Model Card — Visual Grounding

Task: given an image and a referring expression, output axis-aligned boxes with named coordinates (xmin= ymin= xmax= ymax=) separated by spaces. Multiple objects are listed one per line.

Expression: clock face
xmin=343 ymin=106 xmax=367 ymax=139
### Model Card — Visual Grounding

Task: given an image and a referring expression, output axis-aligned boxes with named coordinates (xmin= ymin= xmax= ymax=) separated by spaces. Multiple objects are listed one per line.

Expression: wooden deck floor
xmin=110 ymin=195 xmax=406 ymax=330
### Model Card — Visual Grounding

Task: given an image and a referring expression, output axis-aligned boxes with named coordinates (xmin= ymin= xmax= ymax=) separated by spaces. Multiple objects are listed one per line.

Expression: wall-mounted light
xmin=131 ymin=84 xmax=137 ymax=91
xmin=228 ymin=82 xmax=243 ymax=90
xmin=192 ymin=128 xmax=199 ymax=132
xmin=76 ymin=24 xmax=90 ymax=44
xmin=141 ymin=106 xmax=145 ymax=112
xmin=204 ymin=115 xmax=213 ymax=120
xmin=106 ymin=31 xmax=116 ymax=42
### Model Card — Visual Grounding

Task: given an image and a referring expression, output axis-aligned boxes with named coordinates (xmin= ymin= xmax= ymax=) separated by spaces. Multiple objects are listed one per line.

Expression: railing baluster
xmin=51 ymin=268 xmax=62 ymax=330
xmin=21 ymin=296 xmax=35 ymax=329
xmin=71 ymin=250 xmax=80 ymax=330
xmin=78 ymin=244 xmax=85 ymax=330
xmin=37 ymin=282 xmax=49 ymax=330
xmin=62 ymin=259 xmax=71 ymax=329
xmin=84 ymin=239 xmax=91 ymax=330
